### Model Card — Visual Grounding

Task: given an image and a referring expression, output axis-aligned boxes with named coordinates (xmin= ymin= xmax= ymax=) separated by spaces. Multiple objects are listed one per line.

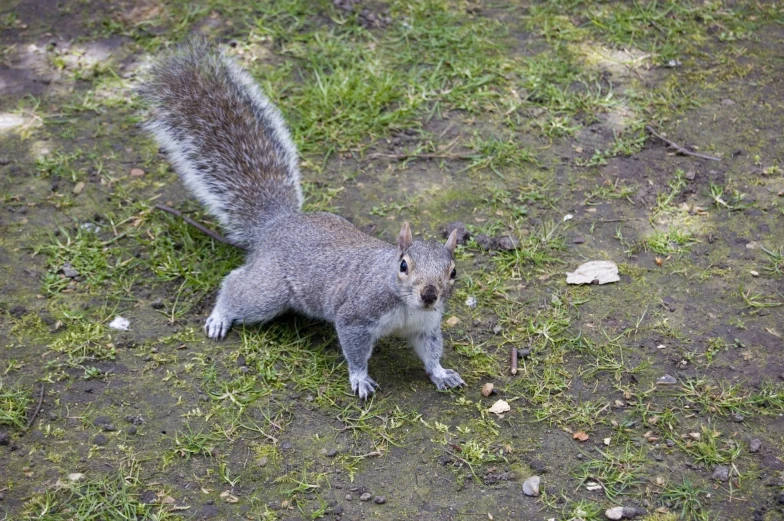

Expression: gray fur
xmin=142 ymin=42 xmax=464 ymax=398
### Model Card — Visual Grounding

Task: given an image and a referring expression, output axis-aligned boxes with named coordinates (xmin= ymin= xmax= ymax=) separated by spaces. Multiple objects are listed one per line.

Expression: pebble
xmin=359 ymin=493 xmax=372 ymax=502
xmin=495 ymin=235 xmax=520 ymax=251
xmin=326 ymin=449 xmax=338 ymax=458
xmin=373 ymin=496 xmax=386 ymax=504
xmin=623 ymin=506 xmax=644 ymax=518
xmin=442 ymin=221 xmax=470 ymax=245
xmin=749 ymin=439 xmax=762 ymax=453
xmin=129 ymin=168 xmax=146 ymax=178
xmin=0 ymin=432 xmax=10 ymax=446
xmin=345 ymin=494 xmax=352 ymax=501
xmin=280 ymin=441 xmax=292 ymax=451
xmin=236 ymin=355 xmax=246 ymax=367
xmin=522 ymin=475 xmax=540 ymax=497
xmin=150 ymin=298 xmax=164 ymax=310
xmin=656 ymin=374 xmax=678 ymax=386
xmin=61 ymin=263 xmax=80 ymax=278
xmin=712 ymin=465 xmax=729 ymax=482
xmin=93 ymin=434 xmax=108 ymax=446
xmin=102 ymin=424 xmax=117 ymax=432
xmin=666 ymin=439 xmax=675 ymax=447
xmin=333 ymin=505 xmax=343 ymax=514
xmin=72 ymin=181 xmax=85 ymax=195
xmin=732 ymin=412 xmax=744 ymax=422
xmin=475 ymin=234 xmax=495 ymax=250
xmin=605 ymin=506 xmax=624 ymax=520
xmin=126 ymin=426 xmax=137 ymax=435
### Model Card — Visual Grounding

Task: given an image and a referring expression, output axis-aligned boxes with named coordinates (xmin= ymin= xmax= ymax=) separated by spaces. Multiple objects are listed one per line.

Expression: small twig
xmin=26 ymin=383 xmax=45 ymax=429
xmin=154 ymin=204 xmax=245 ymax=249
xmin=645 ymin=126 xmax=721 ymax=161
xmin=510 ymin=347 xmax=518 ymax=376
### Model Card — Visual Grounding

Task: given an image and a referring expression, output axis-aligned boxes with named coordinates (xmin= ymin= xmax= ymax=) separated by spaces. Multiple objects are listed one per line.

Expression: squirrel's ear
xmin=398 ymin=222 xmax=413 ymax=252
xmin=445 ymin=229 xmax=458 ymax=255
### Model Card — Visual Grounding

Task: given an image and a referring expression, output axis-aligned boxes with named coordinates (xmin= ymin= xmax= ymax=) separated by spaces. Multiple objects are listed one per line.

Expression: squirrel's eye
xmin=400 ymin=260 xmax=408 ymax=273
xmin=450 ymin=268 xmax=457 ymax=279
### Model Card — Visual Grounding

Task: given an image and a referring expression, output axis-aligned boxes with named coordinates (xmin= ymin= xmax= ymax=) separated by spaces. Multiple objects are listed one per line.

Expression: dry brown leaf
xmin=573 ymin=431 xmax=589 ymax=442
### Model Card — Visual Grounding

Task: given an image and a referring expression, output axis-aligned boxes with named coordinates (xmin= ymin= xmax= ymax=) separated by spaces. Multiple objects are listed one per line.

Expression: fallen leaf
xmin=488 ymin=399 xmax=510 ymax=416
xmin=573 ymin=431 xmax=589 ymax=442
xmin=161 ymin=496 xmax=175 ymax=504
xmin=603 ymin=437 xmax=611 ymax=446
xmin=566 ymin=261 xmax=620 ymax=285
xmin=446 ymin=316 xmax=460 ymax=327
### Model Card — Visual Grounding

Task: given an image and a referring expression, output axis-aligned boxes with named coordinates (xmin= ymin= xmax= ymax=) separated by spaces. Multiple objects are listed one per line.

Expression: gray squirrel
xmin=140 ymin=40 xmax=465 ymax=398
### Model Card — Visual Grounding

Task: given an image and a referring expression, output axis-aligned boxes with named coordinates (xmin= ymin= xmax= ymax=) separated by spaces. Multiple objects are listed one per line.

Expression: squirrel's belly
xmin=373 ymin=306 xmax=441 ymax=339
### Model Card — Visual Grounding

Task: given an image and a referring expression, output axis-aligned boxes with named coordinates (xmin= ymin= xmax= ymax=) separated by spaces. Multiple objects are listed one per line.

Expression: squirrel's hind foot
xmin=430 ymin=368 xmax=466 ymax=391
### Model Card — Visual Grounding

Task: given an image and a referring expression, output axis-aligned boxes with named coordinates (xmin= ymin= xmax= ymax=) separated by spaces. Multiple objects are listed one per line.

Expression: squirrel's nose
xmin=421 ymin=285 xmax=438 ymax=305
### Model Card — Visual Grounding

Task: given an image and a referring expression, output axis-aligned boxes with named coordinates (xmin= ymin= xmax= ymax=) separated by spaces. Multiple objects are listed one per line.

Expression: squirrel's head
xmin=393 ymin=222 xmax=457 ymax=311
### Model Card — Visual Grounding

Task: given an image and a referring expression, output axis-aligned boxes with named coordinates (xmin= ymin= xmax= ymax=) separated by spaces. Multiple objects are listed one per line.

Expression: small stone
xmin=359 ymin=493 xmax=372 ymax=502
xmin=732 ymin=412 xmax=744 ymax=422
xmin=474 ymin=233 xmax=495 ymax=250
xmin=443 ymin=221 xmax=470 ymax=245
xmin=373 ymin=496 xmax=386 ymax=504
xmin=712 ymin=465 xmax=729 ymax=482
xmin=150 ymin=299 xmax=164 ymax=310
xmin=529 ymin=459 xmax=546 ymax=473
xmin=572 ymin=235 xmax=585 ymax=244
xmin=333 ymin=505 xmax=343 ymax=515
xmin=656 ymin=374 xmax=678 ymax=386
xmin=684 ymin=170 xmax=696 ymax=181
xmin=749 ymin=439 xmax=762 ymax=453
xmin=256 ymin=457 xmax=268 ymax=467
xmin=102 ymin=423 xmax=117 ymax=432
xmin=495 ymin=235 xmax=520 ymax=251
xmin=326 ymin=449 xmax=338 ymax=458
xmin=721 ymin=99 xmax=736 ymax=105
xmin=666 ymin=439 xmax=675 ymax=448
xmin=481 ymin=383 xmax=495 ymax=397
xmin=68 ymin=472 xmax=85 ymax=482
xmin=72 ymin=181 xmax=85 ymax=195
xmin=93 ymin=434 xmax=108 ymax=446
xmin=522 ymin=475 xmax=540 ymax=497
xmin=129 ymin=168 xmax=146 ymax=178
xmin=492 ymin=324 xmax=503 ymax=335
xmin=236 ymin=355 xmax=246 ymax=367
xmin=345 ymin=494 xmax=352 ymax=501
xmin=280 ymin=441 xmax=292 ymax=451
xmin=622 ymin=506 xmax=643 ymax=518
xmin=605 ymin=506 xmax=624 ymax=520
xmin=518 ymin=348 xmax=531 ymax=359
xmin=61 ymin=263 xmax=79 ymax=278
xmin=126 ymin=426 xmax=137 ymax=435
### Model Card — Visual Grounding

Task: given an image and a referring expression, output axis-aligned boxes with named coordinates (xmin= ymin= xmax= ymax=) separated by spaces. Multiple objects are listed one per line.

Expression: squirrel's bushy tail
xmin=140 ymin=39 xmax=302 ymax=248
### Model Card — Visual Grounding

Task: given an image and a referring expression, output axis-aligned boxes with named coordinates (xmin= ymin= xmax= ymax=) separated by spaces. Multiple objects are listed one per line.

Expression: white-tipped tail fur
xmin=140 ymin=39 xmax=302 ymax=248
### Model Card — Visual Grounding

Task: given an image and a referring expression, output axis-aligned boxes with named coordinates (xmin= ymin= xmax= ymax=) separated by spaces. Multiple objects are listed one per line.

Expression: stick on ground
xmin=155 ymin=204 xmax=245 ymax=249
xmin=645 ymin=126 xmax=721 ymax=161
xmin=510 ymin=347 xmax=518 ymax=375
xmin=26 ymin=383 xmax=45 ymax=429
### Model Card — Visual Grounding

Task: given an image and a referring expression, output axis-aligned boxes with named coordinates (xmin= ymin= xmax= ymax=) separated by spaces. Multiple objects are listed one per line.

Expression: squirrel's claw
xmin=205 ymin=313 xmax=232 ymax=340
xmin=350 ymin=374 xmax=378 ymax=400
xmin=430 ymin=368 xmax=465 ymax=391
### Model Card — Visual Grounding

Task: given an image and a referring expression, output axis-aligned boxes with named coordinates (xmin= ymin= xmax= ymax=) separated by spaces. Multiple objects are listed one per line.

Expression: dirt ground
xmin=1 ymin=1 xmax=783 ymax=520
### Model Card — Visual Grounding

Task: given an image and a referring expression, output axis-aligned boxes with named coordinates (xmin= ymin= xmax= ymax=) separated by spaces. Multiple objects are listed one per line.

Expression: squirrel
xmin=140 ymin=40 xmax=465 ymax=398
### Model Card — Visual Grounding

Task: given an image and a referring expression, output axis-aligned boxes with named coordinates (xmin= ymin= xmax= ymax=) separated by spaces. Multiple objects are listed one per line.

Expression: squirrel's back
xmin=140 ymin=39 xmax=302 ymax=248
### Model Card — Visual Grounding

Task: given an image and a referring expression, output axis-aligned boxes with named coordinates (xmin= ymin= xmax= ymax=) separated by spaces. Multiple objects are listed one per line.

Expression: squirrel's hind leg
xmin=205 ymin=265 xmax=288 ymax=340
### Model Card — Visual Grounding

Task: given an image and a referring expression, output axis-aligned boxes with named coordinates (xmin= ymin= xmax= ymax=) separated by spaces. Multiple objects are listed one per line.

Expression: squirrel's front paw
xmin=349 ymin=373 xmax=378 ymax=400
xmin=430 ymin=368 xmax=466 ymax=390
xmin=205 ymin=312 xmax=232 ymax=340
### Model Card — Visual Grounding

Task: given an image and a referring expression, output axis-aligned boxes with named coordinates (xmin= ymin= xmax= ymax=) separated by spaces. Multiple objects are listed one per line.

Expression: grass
xmin=0 ymin=378 xmax=32 ymax=429
xmin=2 ymin=0 xmax=784 ymax=520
